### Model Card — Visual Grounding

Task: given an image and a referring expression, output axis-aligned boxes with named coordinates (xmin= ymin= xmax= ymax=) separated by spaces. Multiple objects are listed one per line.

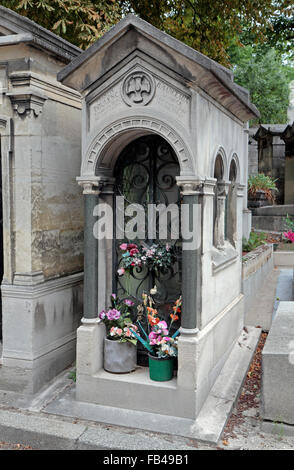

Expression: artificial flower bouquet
xmin=117 ymin=242 xmax=177 ymax=277
xmin=98 ymin=294 xmax=139 ymax=345
xmin=130 ymin=288 xmax=182 ymax=358
xmin=283 ymin=230 xmax=294 ymax=243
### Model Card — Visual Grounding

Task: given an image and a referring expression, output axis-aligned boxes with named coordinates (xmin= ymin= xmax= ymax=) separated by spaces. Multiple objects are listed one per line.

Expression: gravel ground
xmin=215 ymin=332 xmax=294 ymax=450
xmin=0 ymin=441 xmax=34 ymax=450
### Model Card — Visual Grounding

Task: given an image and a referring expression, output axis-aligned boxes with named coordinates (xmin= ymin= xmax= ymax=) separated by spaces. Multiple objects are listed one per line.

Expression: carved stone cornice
xmin=7 ymin=90 xmax=47 ymax=117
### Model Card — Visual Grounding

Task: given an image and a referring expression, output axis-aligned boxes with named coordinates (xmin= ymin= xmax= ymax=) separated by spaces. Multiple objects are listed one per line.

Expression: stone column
xmin=243 ymin=123 xmax=252 ymax=239
xmin=176 ymin=178 xmax=203 ymax=331
xmin=175 ymin=177 xmax=203 ymax=395
xmin=75 ymin=177 xmax=112 ymax=399
xmin=83 ymin=191 xmax=99 ymax=319
xmin=77 ymin=176 xmax=115 ymax=317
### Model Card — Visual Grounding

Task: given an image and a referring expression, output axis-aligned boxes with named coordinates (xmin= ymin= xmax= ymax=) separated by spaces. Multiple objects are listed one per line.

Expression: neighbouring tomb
xmin=0 ymin=6 xmax=83 ymax=393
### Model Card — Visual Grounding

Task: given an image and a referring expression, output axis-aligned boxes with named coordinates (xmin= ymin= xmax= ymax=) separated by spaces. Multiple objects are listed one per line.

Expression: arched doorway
xmin=113 ymin=134 xmax=182 ymax=363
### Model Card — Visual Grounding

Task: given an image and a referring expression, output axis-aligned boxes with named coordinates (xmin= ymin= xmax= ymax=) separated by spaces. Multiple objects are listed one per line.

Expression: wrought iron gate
xmin=114 ymin=135 xmax=182 ymax=364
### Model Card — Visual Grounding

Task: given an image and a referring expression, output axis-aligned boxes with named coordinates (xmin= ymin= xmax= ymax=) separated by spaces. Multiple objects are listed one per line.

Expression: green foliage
xmin=68 ymin=370 xmax=76 ymax=382
xmin=1 ymin=0 xmax=292 ymax=66
xmin=2 ymin=1 xmax=293 ymax=125
xmin=248 ymin=173 xmax=278 ymax=200
xmin=242 ymin=231 xmax=266 ymax=253
xmin=230 ymin=44 xmax=293 ymax=124
xmin=0 ymin=0 xmax=121 ymax=49
xmin=285 ymin=213 xmax=294 ymax=231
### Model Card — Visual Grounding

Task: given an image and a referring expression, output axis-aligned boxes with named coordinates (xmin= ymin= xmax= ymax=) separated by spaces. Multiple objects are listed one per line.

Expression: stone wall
xmin=0 ymin=26 xmax=83 ymax=394
xmin=242 ymin=244 xmax=274 ymax=314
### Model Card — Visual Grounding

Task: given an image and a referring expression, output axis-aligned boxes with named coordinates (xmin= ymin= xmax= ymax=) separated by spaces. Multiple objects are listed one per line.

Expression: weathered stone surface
xmin=261 ymin=301 xmax=294 ymax=425
xmin=0 ymin=9 xmax=83 ymax=393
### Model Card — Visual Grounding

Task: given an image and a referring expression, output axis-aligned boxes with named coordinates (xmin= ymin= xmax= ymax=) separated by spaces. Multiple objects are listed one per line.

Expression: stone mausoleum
xmin=57 ymin=14 xmax=259 ymax=429
xmin=0 ymin=6 xmax=83 ymax=393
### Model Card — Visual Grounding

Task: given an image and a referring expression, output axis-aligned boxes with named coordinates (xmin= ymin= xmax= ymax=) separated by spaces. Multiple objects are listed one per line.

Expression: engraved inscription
xmin=92 ymin=87 xmax=120 ymax=118
xmin=155 ymin=80 xmax=189 ymax=119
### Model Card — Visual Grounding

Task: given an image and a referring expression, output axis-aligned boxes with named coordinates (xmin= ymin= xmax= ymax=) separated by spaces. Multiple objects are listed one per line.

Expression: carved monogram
xmin=122 ymin=71 xmax=155 ymax=106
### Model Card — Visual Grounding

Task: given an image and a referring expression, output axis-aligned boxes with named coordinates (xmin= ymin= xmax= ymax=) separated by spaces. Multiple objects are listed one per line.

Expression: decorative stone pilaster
xmin=176 ymin=177 xmax=203 ymax=331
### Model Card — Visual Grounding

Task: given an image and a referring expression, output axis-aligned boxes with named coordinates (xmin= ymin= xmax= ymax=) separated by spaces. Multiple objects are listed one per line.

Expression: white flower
xmin=150 ymin=286 xmax=157 ymax=295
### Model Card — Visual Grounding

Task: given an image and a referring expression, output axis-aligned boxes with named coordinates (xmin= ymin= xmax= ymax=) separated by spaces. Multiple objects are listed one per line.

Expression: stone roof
xmin=0 ymin=6 xmax=81 ymax=63
xmin=58 ymin=14 xmax=259 ymax=122
xmin=253 ymin=124 xmax=288 ymax=140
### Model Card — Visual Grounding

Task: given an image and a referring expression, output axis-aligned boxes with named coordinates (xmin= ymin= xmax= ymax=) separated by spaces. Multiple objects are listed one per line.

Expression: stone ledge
xmin=211 ymin=243 xmax=238 ymax=274
xmin=274 ymin=251 xmax=294 ymax=267
xmin=242 ymin=243 xmax=273 ymax=280
xmin=191 ymin=326 xmax=261 ymax=444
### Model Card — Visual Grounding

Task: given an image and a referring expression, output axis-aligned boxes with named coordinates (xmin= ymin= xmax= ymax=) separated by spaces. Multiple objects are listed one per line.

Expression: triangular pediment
xmin=58 ymin=14 xmax=259 ymax=122
xmin=0 ymin=6 xmax=80 ymax=63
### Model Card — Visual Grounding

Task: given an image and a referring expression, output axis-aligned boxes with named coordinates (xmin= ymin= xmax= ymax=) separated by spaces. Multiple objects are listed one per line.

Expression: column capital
xmin=203 ymin=178 xmax=217 ymax=196
xmin=77 ymin=176 xmax=115 ymax=195
xmin=216 ymin=180 xmax=230 ymax=197
xmin=176 ymin=176 xmax=204 ymax=195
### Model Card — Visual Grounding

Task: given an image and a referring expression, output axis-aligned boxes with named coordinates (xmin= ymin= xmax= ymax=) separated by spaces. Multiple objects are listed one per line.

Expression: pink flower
xmin=98 ymin=310 xmax=106 ymax=320
xmin=106 ymin=309 xmax=121 ymax=320
xmin=124 ymin=299 xmax=134 ymax=306
xmin=119 ymin=243 xmax=128 ymax=251
xmin=284 ymin=231 xmax=294 ymax=243
xmin=117 ymin=267 xmax=125 ymax=276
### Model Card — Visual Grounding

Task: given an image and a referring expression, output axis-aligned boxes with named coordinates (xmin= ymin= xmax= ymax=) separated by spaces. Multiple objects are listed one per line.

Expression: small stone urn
xmin=104 ymin=338 xmax=137 ymax=373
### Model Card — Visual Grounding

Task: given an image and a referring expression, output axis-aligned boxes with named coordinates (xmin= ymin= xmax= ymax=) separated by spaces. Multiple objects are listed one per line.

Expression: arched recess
xmin=211 ymin=146 xmax=228 ymax=181
xmin=112 ymin=134 xmax=182 ymax=365
xmin=82 ymin=117 xmax=195 ymax=179
xmin=227 ymin=153 xmax=240 ymax=246
xmin=212 ymin=150 xmax=227 ymax=247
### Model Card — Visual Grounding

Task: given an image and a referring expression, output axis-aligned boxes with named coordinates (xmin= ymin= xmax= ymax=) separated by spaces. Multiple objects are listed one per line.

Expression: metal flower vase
xmin=148 ymin=354 xmax=174 ymax=381
xmin=104 ymin=338 xmax=136 ymax=373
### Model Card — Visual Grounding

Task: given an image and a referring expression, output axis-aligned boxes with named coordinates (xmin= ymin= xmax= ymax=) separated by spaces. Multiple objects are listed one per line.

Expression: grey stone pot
xmin=104 ymin=338 xmax=137 ymax=373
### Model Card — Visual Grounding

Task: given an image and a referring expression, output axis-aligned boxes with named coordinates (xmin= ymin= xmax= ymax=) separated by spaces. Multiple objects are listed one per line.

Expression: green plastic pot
xmin=148 ymin=354 xmax=174 ymax=381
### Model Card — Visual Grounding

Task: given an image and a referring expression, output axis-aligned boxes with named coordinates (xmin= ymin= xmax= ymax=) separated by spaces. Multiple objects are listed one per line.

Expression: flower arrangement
xmin=117 ymin=242 xmax=177 ymax=277
xmin=98 ymin=294 xmax=139 ymax=345
xmin=283 ymin=230 xmax=294 ymax=243
xmin=130 ymin=288 xmax=182 ymax=358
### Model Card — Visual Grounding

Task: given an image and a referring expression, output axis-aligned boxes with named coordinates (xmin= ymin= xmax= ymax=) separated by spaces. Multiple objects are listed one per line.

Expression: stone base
xmin=261 ymin=301 xmax=294 ymax=425
xmin=44 ymin=325 xmax=260 ymax=444
xmin=76 ymin=295 xmax=244 ymax=421
xmin=0 ymin=273 xmax=83 ymax=394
